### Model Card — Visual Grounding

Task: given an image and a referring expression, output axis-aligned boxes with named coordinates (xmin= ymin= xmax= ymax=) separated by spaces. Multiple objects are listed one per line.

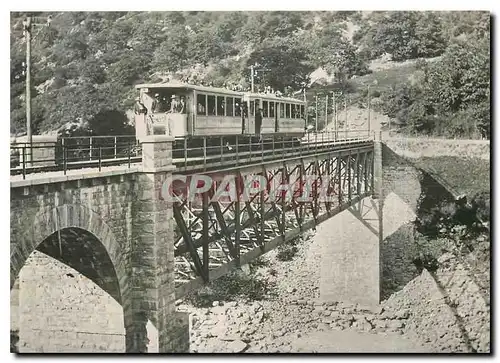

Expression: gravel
xmin=178 ymin=220 xmax=490 ymax=353
xmin=179 ymin=230 xmax=432 ymax=353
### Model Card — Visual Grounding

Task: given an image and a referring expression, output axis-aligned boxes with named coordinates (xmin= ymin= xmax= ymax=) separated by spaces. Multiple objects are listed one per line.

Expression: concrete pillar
xmin=372 ymin=135 xmax=383 ymax=200
xmin=126 ymin=135 xmax=189 ymax=353
xmin=319 ymin=197 xmax=381 ymax=309
xmin=10 ymin=279 xmax=20 ymax=352
xmin=319 ymin=138 xmax=384 ymax=309
xmin=135 ymin=114 xmax=148 ymax=139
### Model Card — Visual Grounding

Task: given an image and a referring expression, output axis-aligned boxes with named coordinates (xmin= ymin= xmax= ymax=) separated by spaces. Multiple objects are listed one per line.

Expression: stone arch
xmin=10 ymin=203 xmax=128 ymax=304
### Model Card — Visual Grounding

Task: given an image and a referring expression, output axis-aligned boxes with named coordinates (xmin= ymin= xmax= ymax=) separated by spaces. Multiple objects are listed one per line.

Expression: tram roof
xmin=244 ymin=92 xmax=305 ymax=104
xmin=135 ymin=82 xmax=305 ymax=104
xmin=135 ymin=82 xmax=243 ymax=96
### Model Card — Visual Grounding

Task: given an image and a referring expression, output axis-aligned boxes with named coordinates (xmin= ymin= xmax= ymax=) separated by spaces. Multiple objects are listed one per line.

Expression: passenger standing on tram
xmin=198 ymin=102 xmax=205 ymax=114
xmin=134 ymin=97 xmax=150 ymax=135
xmin=179 ymin=96 xmax=186 ymax=114
xmin=134 ymin=97 xmax=147 ymax=115
xmin=169 ymin=95 xmax=180 ymax=113
xmin=152 ymin=93 xmax=162 ymax=113
xmin=255 ymin=108 xmax=263 ymax=142
xmin=166 ymin=95 xmax=180 ymax=136
xmin=148 ymin=93 xmax=163 ymax=134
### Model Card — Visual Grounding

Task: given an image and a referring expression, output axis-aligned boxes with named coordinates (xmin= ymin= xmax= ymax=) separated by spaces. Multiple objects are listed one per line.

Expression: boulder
xmin=226 ymin=340 xmax=248 ymax=353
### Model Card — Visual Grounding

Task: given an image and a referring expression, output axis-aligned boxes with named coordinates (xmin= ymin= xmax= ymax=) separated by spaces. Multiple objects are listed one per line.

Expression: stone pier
xmin=319 ymin=197 xmax=381 ymax=308
xmin=131 ymin=135 xmax=189 ymax=353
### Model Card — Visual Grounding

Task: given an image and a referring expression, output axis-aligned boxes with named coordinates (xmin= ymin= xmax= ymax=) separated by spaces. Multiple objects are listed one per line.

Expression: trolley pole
xmin=332 ymin=92 xmax=337 ymax=140
xmin=324 ymin=93 xmax=328 ymax=131
xmin=23 ymin=17 xmax=32 ymax=165
xmin=367 ymin=85 xmax=371 ymax=138
xmin=250 ymin=65 xmax=255 ymax=93
xmin=20 ymin=15 xmax=52 ymax=166
xmin=315 ymin=96 xmax=318 ymax=132
xmin=303 ymin=87 xmax=307 ymax=130
xmin=344 ymin=97 xmax=348 ymax=139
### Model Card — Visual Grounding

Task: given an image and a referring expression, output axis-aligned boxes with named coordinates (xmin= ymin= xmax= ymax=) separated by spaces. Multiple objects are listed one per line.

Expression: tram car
xmin=133 ymin=82 xmax=306 ymax=153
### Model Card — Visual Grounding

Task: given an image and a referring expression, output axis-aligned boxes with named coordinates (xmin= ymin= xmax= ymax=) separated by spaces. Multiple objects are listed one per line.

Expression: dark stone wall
xmin=379 ymin=144 xmax=422 ymax=300
xmin=10 ymin=175 xmax=135 ymax=292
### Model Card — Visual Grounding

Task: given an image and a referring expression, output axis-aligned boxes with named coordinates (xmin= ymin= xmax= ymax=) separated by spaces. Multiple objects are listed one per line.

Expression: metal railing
xmin=172 ymin=131 xmax=374 ymax=171
xmin=11 ymin=135 xmax=140 ymax=179
xmin=10 ymin=131 xmax=374 ymax=179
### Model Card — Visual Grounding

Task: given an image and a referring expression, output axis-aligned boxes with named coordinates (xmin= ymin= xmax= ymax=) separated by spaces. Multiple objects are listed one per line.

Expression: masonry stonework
xmin=10 ymin=136 xmax=188 ymax=353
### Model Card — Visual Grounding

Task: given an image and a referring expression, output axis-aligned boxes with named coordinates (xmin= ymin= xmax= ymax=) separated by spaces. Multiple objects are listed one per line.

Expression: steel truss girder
xmin=171 ymin=146 xmax=375 ymax=298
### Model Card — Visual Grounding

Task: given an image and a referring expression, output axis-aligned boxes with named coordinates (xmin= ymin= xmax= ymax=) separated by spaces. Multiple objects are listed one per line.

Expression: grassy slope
xmin=349 ymin=62 xmax=418 ymax=95
xmin=415 ymin=156 xmax=490 ymax=197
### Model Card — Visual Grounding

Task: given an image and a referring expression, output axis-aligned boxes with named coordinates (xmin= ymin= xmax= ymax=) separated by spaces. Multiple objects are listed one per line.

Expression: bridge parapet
xmin=384 ymin=136 xmax=490 ymax=161
xmin=11 ymin=135 xmax=58 ymax=168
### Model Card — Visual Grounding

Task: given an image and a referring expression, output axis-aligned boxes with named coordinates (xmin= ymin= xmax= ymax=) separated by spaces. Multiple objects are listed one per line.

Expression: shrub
xmin=184 ymin=271 xmax=276 ymax=308
xmin=276 ymin=246 xmax=298 ymax=261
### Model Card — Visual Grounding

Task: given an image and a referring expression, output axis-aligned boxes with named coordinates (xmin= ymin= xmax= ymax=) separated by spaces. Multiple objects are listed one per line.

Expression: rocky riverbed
xmin=178 ymin=229 xmax=433 ymax=353
xmin=177 ymin=213 xmax=490 ymax=354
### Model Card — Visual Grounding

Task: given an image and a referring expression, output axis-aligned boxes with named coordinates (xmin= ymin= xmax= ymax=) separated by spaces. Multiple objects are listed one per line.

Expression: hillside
xmin=10 ymin=11 xmax=490 ymax=139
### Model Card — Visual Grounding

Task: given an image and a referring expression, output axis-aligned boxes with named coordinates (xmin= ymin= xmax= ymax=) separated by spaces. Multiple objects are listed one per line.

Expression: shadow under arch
xmin=10 ymin=204 xmax=127 ymax=305
xmin=36 ymin=227 xmax=122 ymax=303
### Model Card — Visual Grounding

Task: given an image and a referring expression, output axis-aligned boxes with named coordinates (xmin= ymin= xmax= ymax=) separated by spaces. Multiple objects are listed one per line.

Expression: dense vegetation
xmin=380 ymin=37 xmax=490 ymax=138
xmin=10 ymin=11 xmax=490 ymax=139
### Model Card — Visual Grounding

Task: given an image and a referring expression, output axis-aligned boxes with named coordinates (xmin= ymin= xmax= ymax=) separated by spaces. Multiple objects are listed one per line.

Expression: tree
xmin=355 ymin=11 xmax=448 ymax=61
xmin=414 ymin=12 xmax=447 ymax=58
xmin=309 ymin=23 xmax=370 ymax=83
xmin=245 ymin=37 xmax=314 ymax=92
xmin=373 ymin=12 xmax=419 ymax=61
xmin=260 ymin=11 xmax=304 ymax=39
xmin=380 ymin=36 xmax=490 ymax=138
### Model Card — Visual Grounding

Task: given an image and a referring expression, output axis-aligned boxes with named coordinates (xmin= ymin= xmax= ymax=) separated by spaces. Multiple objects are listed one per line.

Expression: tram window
xmin=293 ymin=105 xmax=299 ymax=118
xmin=300 ymin=105 xmax=305 ymax=118
xmin=250 ymin=101 xmax=255 ymax=117
xmin=235 ymin=98 xmax=242 ymax=116
xmin=226 ymin=97 xmax=234 ymax=117
xmin=280 ymin=103 xmax=285 ymax=118
xmin=197 ymin=94 xmax=207 ymax=115
xmin=207 ymin=95 xmax=216 ymax=116
xmin=270 ymin=102 xmax=275 ymax=118
xmin=285 ymin=103 xmax=291 ymax=118
xmin=217 ymin=96 xmax=225 ymax=116
xmin=262 ymin=101 xmax=268 ymax=117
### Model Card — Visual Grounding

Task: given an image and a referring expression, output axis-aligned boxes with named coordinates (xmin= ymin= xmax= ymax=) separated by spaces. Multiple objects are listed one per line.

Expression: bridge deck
xmin=10 ymin=164 xmax=141 ymax=187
